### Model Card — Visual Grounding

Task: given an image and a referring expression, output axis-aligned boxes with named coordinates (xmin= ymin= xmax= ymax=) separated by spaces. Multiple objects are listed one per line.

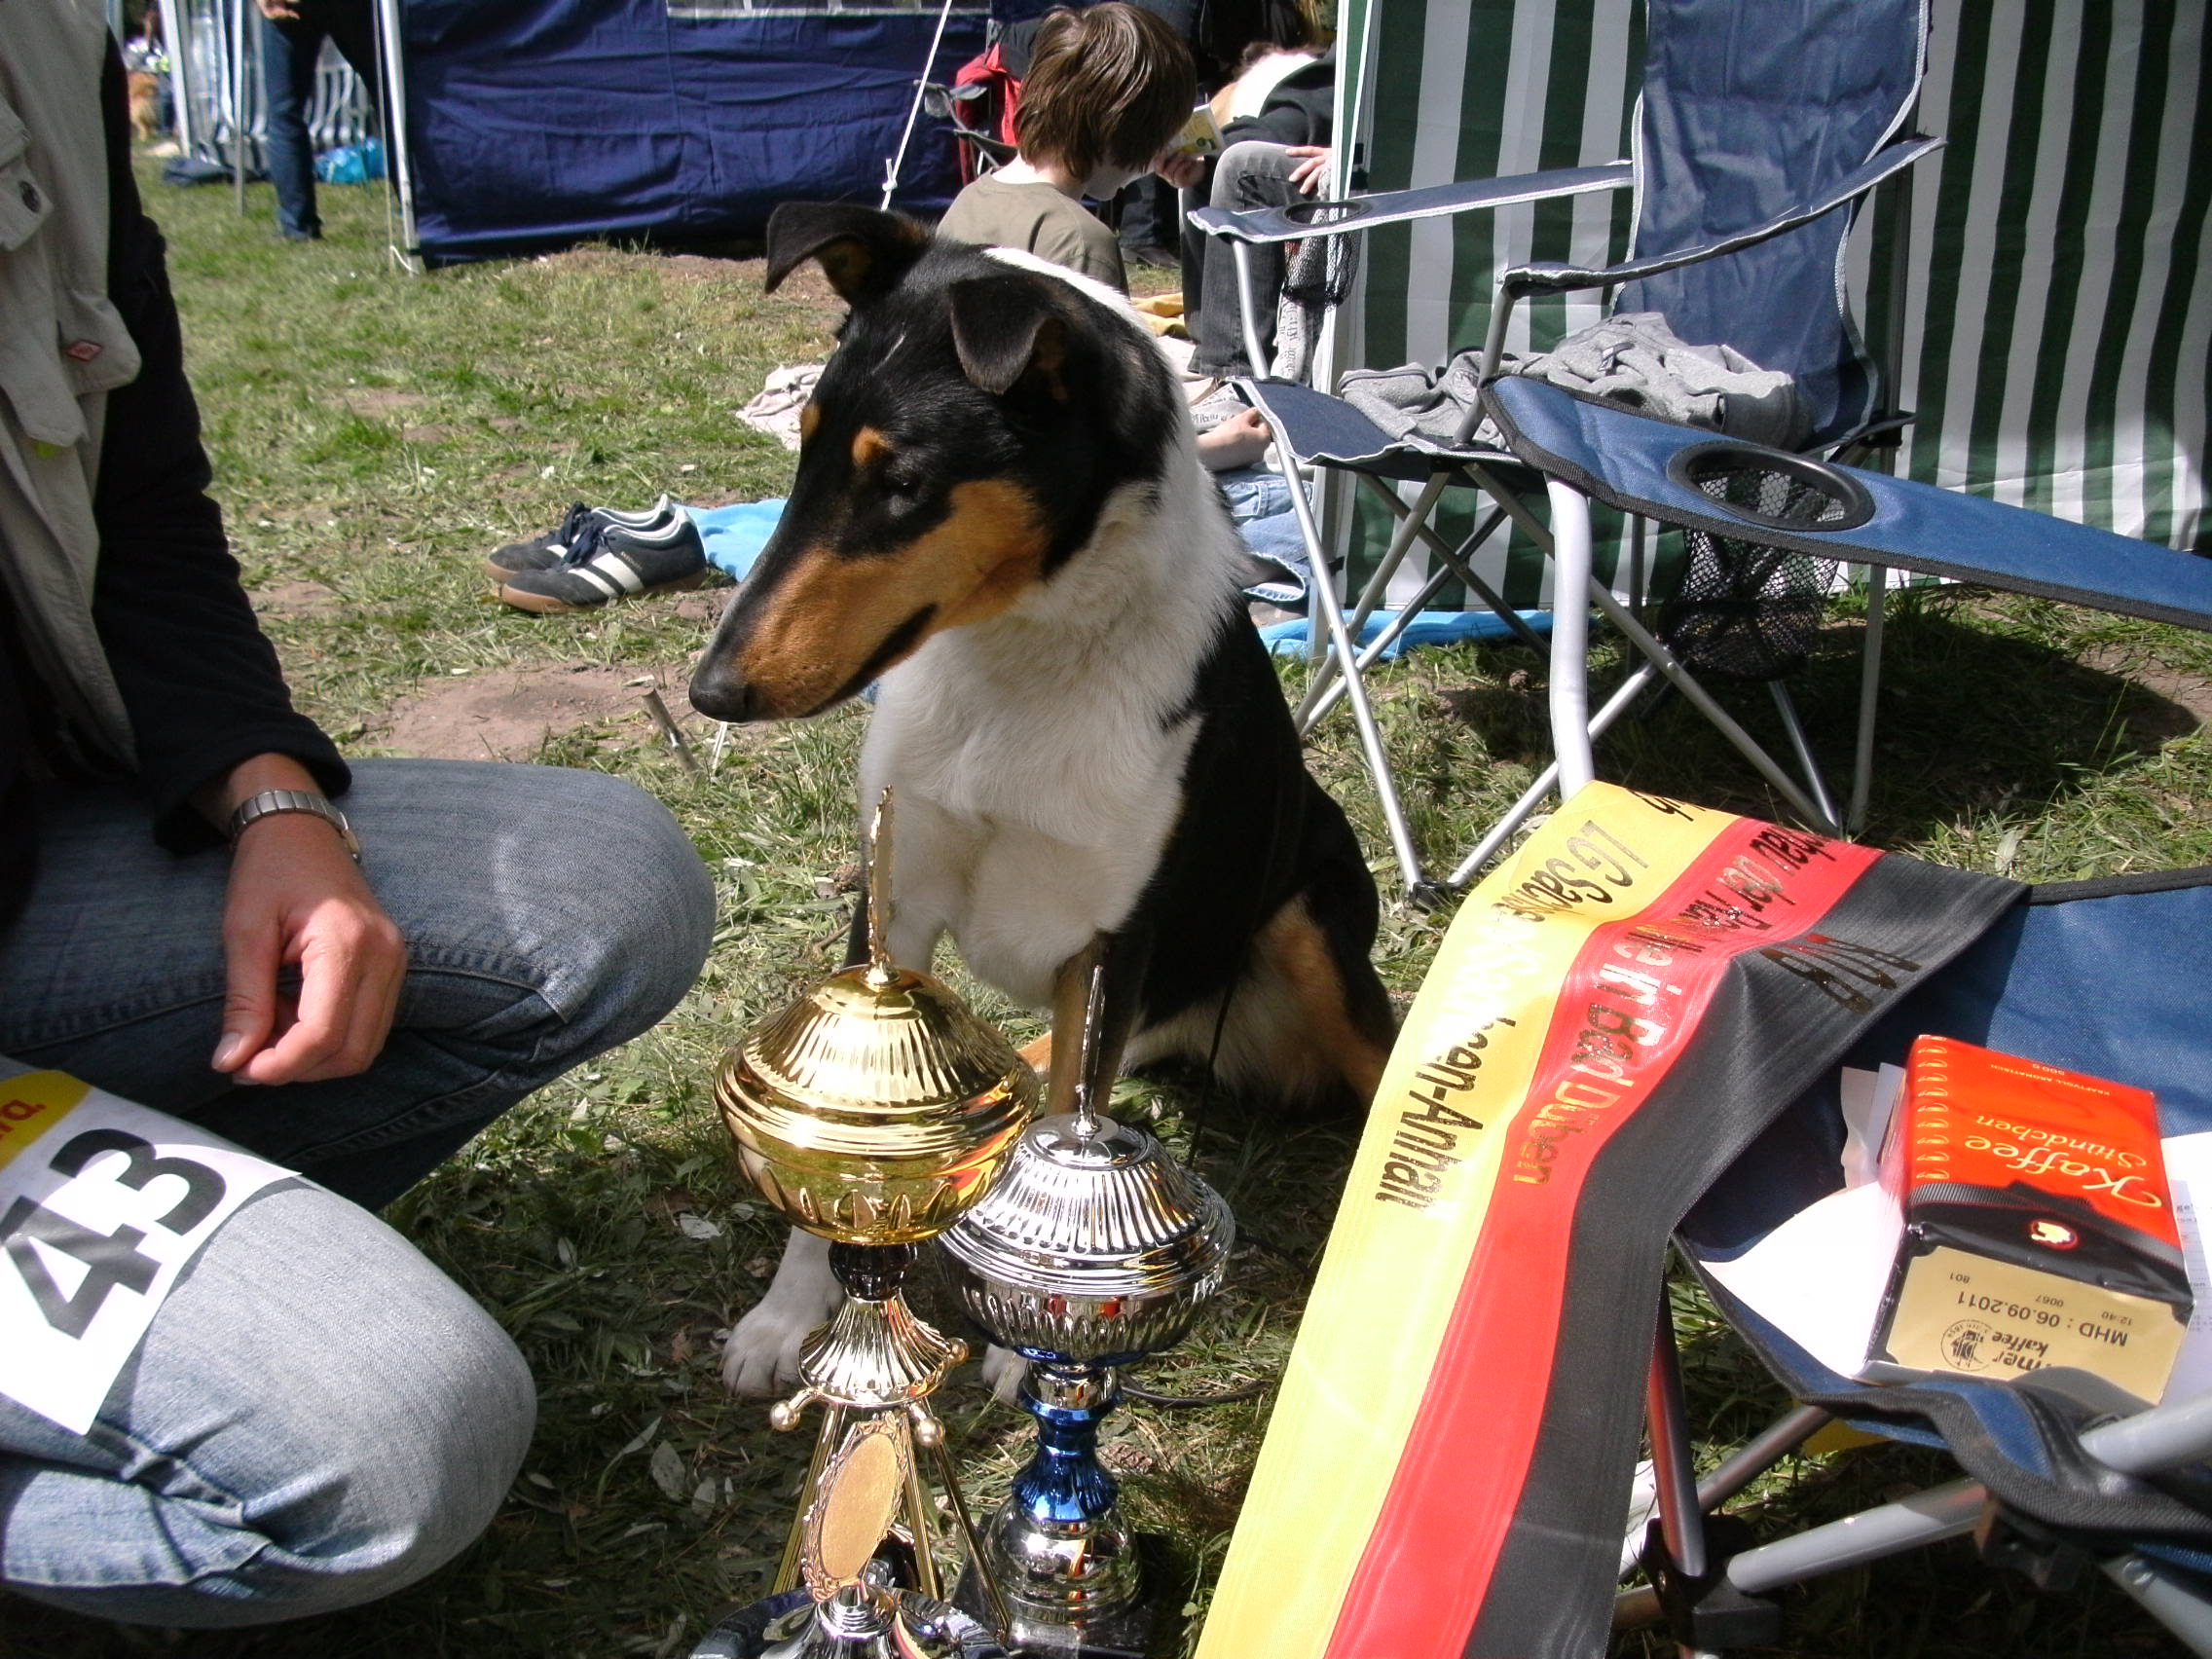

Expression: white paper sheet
xmin=1838 ymin=1063 xmax=1905 ymax=1190
xmin=2154 ymin=1129 xmax=2212 ymax=1405
xmin=1701 ymin=1180 xmax=1900 ymax=1378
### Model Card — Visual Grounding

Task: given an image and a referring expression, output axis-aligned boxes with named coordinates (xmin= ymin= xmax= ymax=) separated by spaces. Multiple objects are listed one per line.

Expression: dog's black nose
xmin=688 ymin=668 xmax=758 ymax=723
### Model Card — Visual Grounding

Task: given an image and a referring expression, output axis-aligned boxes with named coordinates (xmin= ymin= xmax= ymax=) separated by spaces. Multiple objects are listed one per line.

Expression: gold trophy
xmin=705 ymin=793 xmax=1038 ymax=1658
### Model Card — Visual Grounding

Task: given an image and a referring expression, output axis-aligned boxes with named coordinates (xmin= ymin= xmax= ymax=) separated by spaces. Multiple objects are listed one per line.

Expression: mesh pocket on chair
xmin=1656 ymin=444 xmax=1875 ymax=683
xmin=1272 ymin=207 xmax=1361 ymax=385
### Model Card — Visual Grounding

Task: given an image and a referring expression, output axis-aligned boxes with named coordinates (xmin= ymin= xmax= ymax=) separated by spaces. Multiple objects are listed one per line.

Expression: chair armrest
xmin=1189 ymin=161 xmax=1633 ymax=247
xmin=1502 ymin=136 xmax=1941 ymax=294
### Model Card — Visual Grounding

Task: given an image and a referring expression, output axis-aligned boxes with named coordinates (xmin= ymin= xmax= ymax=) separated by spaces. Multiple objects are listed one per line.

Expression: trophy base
xmin=689 ymin=1587 xmax=1009 ymax=1659
xmin=951 ymin=1536 xmax=1178 ymax=1659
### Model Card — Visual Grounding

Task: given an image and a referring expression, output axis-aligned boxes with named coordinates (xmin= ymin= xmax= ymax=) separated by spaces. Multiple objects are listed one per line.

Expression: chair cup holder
xmin=1657 ymin=444 xmax=1871 ymax=684
xmin=1665 ymin=442 xmax=1876 ymax=535
xmin=1281 ymin=199 xmax=1371 ymax=229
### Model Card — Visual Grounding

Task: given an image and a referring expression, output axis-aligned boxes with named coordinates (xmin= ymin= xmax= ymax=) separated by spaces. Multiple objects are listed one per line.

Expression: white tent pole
xmin=160 ymin=0 xmax=196 ymax=155
xmin=231 ymin=0 xmax=248 ymax=212
xmin=880 ymin=0 xmax=959 ymax=210
xmin=373 ymin=0 xmax=423 ymax=272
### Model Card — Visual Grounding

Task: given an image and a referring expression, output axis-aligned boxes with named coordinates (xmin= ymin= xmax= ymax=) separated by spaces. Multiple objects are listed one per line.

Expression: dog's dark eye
xmin=881 ymin=468 xmax=928 ymax=508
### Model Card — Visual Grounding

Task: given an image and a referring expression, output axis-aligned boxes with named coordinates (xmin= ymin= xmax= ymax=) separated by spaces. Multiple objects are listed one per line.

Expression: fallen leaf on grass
xmin=649 ymin=1438 xmax=687 ymax=1499
xmin=613 ymin=1416 xmax=662 ymax=1459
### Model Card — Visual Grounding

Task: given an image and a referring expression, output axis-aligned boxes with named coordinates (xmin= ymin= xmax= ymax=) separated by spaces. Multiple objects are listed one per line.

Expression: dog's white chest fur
xmin=858 ymin=468 xmax=1234 ymax=1009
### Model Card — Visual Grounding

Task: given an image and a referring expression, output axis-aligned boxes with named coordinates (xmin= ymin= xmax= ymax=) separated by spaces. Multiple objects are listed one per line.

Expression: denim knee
xmin=480 ymin=766 xmax=716 ymax=1058
xmin=338 ymin=759 xmax=713 ymax=1060
xmin=0 ymin=1186 xmax=535 ymax=1627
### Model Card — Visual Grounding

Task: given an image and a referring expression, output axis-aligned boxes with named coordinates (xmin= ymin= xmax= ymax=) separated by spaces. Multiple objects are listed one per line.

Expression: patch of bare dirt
xmin=400 ymin=424 xmax=459 ymax=445
xmin=2082 ymin=644 xmax=2212 ymax=730
xmin=336 ymin=387 xmax=428 ymax=418
xmin=379 ymin=664 xmax=723 ymax=761
xmin=658 ymin=252 xmax=748 ymax=282
xmin=252 ymin=579 xmax=340 ymax=619
xmin=669 ymin=587 xmax=731 ymax=628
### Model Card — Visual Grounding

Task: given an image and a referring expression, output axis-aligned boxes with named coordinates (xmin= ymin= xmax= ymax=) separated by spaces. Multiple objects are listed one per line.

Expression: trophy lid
xmin=724 ymin=965 xmax=1033 ymax=1157
xmin=718 ymin=793 xmax=1038 ymax=1241
xmin=940 ymin=1109 xmax=1235 ymax=1302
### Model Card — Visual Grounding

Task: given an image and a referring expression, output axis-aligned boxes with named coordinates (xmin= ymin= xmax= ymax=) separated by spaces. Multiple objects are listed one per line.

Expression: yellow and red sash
xmin=1198 ymin=785 xmax=2021 ymax=1659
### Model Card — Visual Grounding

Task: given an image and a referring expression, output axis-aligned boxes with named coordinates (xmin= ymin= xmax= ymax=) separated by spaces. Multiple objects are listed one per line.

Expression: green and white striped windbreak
xmin=1325 ymin=0 xmax=2208 ymax=609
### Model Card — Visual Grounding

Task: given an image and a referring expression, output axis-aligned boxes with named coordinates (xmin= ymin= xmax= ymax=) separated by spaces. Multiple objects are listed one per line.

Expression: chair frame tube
xmin=1848 ymin=568 xmax=1889 ymax=834
xmin=1619 ymin=1345 xmax=2212 ymax=1645
xmin=1544 ymin=490 xmax=1842 ymax=833
xmin=1445 ymin=663 xmax=1662 ymax=888
xmin=2105 ymin=1555 xmax=2212 ymax=1658
xmin=1278 ymin=452 xmax=1425 ymax=890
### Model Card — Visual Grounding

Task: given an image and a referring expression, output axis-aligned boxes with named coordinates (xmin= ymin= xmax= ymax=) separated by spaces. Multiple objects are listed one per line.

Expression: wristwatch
xmin=226 ymin=788 xmax=361 ymax=863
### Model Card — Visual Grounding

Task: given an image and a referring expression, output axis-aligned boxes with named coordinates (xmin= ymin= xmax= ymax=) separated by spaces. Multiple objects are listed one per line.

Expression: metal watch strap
xmin=226 ymin=789 xmax=361 ymax=862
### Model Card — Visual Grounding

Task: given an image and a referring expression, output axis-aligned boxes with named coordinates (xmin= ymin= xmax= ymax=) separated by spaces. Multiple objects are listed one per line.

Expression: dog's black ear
xmin=946 ymin=273 xmax=1072 ymax=397
xmin=764 ymin=203 xmax=931 ymax=305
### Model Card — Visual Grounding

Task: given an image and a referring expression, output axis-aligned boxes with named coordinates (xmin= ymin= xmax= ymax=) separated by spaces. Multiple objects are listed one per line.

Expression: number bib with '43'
xmin=0 ymin=1071 xmax=298 ymax=1434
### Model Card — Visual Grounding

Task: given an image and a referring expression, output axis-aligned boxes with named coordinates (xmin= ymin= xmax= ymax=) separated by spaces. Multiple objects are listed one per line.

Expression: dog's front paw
xmin=720 ymin=1294 xmax=830 ymax=1398
xmin=978 ymin=1343 xmax=1030 ymax=1405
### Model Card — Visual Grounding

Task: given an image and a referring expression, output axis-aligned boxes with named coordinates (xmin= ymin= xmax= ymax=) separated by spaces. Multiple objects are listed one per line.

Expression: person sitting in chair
xmin=1180 ymin=43 xmax=1337 ymax=378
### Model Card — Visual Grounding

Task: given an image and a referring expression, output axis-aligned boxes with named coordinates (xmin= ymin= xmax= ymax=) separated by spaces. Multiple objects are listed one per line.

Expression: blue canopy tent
xmin=387 ymin=0 xmax=1039 ymax=266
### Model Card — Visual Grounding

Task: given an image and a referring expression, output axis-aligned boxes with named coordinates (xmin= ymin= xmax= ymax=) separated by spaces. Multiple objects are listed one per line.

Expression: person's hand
xmin=199 ymin=756 xmax=406 ymax=1087
xmin=1195 ymin=406 xmax=1272 ymax=471
xmin=255 ymin=0 xmax=300 ymax=19
xmin=1286 ymin=145 xmax=1331 ymax=196
xmin=1153 ymin=150 xmax=1207 ymax=191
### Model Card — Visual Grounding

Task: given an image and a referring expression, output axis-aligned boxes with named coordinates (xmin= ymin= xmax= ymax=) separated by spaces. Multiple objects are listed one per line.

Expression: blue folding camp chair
xmin=1629 ymin=867 xmax=2212 ymax=1655
xmin=1191 ymin=0 xmax=1936 ymax=899
xmin=1479 ymin=374 xmax=2212 ymax=826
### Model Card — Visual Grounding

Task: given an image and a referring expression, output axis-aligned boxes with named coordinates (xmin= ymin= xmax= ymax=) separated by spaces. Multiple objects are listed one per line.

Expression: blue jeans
xmin=259 ymin=0 xmax=380 ymax=240
xmin=1218 ymin=463 xmax=1311 ymax=603
xmin=0 ymin=759 xmax=716 ymax=1624
xmin=1181 ymin=141 xmax=1306 ymax=377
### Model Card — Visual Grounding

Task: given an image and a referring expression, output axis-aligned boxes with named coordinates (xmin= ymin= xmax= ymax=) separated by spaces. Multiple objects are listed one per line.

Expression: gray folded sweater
xmin=1336 ymin=311 xmax=1805 ymax=455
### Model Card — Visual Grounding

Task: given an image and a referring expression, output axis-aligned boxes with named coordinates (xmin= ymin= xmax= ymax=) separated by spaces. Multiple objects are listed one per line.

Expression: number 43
xmin=1 ymin=1130 xmax=226 ymax=1340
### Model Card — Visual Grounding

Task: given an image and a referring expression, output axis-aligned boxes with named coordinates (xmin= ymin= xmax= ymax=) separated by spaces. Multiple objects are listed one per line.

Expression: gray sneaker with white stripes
xmin=496 ymin=512 xmax=710 ymax=613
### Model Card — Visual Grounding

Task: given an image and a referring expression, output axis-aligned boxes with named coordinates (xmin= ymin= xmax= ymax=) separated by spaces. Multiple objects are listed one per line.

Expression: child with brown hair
xmin=940 ymin=2 xmax=1274 ymax=466
xmin=939 ymin=2 xmax=1202 ymax=294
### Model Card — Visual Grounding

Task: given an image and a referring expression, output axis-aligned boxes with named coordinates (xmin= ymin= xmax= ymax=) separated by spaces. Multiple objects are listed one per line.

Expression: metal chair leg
xmin=2104 ymin=1554 xmax=2212 ymax=1658
xmin=1586 ymin=579 xmax=1841 ymax=835
xmin=1767 ymin=682 xmax=1841 ymax=831
xmin=1545 ymin=483 xmax=1599 ymax=797
xmin=1445 ymin=664 xmax=1662 ymax=889
xmin=1646 ymin=1299 xmax=1709 ymax=1583
xmin=1351 ymin=475 xmax=1546 ymax=655
xmin=1848 ymin=567 xmax=1888 ymax=835
xmin=1296 ymin=470 xmax=1454 ymax=723
xmin=1280 ymin=449 xmax=1426 ymax=892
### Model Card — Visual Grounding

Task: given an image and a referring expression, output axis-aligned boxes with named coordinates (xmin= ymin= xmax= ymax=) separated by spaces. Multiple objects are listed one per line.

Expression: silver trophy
xmin=940 ymin=943 xmax=1235 ymax=1658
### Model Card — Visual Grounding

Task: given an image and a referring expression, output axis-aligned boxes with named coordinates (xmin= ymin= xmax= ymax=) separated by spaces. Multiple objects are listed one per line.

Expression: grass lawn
xmin=9 ymin=164 xmax=2209 ymax=1659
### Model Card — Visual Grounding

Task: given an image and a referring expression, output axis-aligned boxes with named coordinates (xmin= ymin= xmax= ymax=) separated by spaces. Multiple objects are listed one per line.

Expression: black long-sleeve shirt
xmin=0 ymin=49 xmax=347 ymax=926
xmin=1220 ymin=50 xmax=1335 ymax=152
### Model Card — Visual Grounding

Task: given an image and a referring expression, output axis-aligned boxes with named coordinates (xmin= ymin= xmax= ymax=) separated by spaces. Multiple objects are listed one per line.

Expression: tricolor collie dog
xmin=691 ymin=203 xmax=1393 ymax=1396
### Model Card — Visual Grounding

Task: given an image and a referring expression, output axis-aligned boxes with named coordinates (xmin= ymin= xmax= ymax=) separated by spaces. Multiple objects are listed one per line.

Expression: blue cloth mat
xmin=689 ymin=499 xmax=785 ymax=582
xmin=686 ymin=497 xmax=1553 ymax=668
xmin=1260 ymin=608 xmax=1553 ymax=657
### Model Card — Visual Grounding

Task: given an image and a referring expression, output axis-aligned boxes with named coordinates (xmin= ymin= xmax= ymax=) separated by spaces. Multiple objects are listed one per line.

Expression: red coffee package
xmin=1868 ymin=1035 xmax=2191 ymax=1400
